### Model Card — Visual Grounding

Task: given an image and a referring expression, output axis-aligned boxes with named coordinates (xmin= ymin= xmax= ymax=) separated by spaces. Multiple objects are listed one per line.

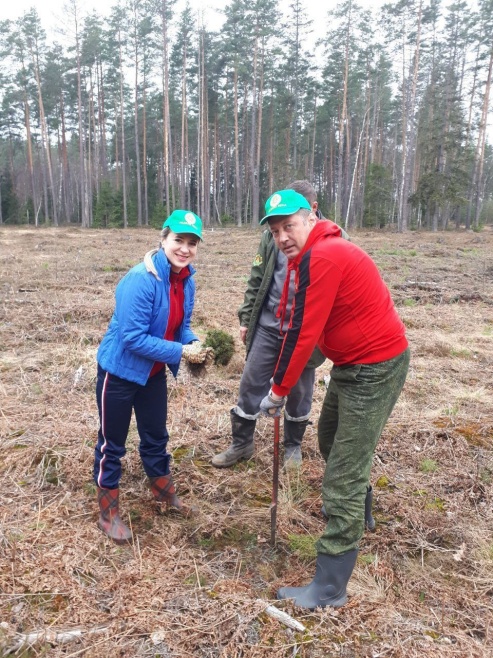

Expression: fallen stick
xmin=2 ymin=602 xmax=304 ymax=654
xmin=4 ymin=624 xmax=109 ymax=653
xmin=261 ymin=603 xmax=306 ymax=632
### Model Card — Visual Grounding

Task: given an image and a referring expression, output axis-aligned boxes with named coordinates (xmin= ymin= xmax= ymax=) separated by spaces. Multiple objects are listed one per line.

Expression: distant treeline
xmin=1 ymin=0 xmax=493 ymax=230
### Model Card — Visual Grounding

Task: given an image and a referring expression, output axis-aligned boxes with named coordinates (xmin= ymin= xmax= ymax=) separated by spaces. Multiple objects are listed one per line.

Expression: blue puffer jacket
xmin=97 ymin=248 xmax=198 ymax=385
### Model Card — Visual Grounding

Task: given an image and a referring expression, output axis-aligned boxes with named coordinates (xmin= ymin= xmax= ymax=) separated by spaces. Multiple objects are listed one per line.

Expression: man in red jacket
xmin=259 ymin=189 xmax=410 ymax=610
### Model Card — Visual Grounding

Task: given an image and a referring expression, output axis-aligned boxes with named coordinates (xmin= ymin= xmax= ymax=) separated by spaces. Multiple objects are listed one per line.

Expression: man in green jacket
xmin=212 ymin=181 xmax=348 ymax=469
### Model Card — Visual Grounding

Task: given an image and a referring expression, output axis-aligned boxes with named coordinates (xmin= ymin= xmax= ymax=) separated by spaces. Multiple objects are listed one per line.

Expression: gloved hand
xmin=182 ymin=342 xmax=214 ymax=364
xmin=260 ymin=390 xmax=287 ymax=417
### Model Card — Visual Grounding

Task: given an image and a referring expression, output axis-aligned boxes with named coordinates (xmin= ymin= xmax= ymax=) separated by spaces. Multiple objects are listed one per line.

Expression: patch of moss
xmin=377 ymin=248 xmax=417 ymax=257
xmin=287 ymin=534 xmax=317 ymax=559
xmin=450 ymin=347 xmax=473 ymax=358
xmin=480 ymin=468 xmax=492 ymax=484
xmin=198 ymin=526 xmax=257 ymax=550
xmin=424 ymin=496 xmax=445 ymax=512
xmin=358 ymin=553 xmax=376 ymax=565
xmin=246 ymin=493 xmax=271 ymax=508
xmin=172 ymin=446 xmax=193 ymax=462
xmin=128 ymin=508 xmax=142 ymax=522
xmin=84 ymin=482 xmax=97 ymax=496
xmin=419 ymin=459 xmax=438 ymax=473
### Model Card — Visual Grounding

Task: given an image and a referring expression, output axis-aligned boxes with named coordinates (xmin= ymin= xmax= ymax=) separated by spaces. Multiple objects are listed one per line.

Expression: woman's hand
xmin=182 ymin=342 xmax=214 ymax=364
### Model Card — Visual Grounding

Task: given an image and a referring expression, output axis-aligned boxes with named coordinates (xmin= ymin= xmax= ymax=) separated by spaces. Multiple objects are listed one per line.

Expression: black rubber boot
xmin=211 ymin=409 xmax=255 ymax=468
xmin=321 ymin=486 xmax=376 ymax=531
xmin=277 ymin=549 xmax=358 ymax=609
xmin=283 ymin=419 xmax=308 ymax=469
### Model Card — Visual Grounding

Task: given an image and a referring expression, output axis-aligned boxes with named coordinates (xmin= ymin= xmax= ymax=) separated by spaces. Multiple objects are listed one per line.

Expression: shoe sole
xmin=98 ymin=520 xmax=132 ymax=545
xmin=211 ymin=453 xmax=254 ymax=468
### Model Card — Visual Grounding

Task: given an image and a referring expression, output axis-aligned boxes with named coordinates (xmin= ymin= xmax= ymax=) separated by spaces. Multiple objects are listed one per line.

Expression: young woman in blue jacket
xmin=94 ymin=210 xmax=204 ymax=544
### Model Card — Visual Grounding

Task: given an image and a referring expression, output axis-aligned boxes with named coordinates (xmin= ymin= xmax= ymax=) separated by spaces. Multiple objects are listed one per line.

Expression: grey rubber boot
xmin=211 ymin=410 xmax=255 ymax=468
xmin=277 ymin=549 xmax=358 ymax=609
xmin=321 ymin=486 xmax=376 ymax=531
xmin=283 ymin=419 xmax=308 ymax=469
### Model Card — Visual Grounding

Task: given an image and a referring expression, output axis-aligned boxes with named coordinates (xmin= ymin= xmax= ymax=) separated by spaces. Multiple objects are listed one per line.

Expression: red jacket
xmin=272 ymin=221 xmax=408 ymax=397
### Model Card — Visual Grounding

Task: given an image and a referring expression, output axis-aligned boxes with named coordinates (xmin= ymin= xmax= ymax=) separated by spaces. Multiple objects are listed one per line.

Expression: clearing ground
xmin=0 ymin=225 xmax=492 ymax=657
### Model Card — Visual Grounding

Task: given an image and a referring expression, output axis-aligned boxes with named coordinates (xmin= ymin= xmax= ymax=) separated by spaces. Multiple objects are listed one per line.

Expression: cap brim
xmin=166 ymin=225 xmax=203 ymax=240
xmin=260 ymin=207 xmax=301 ymax=225
xmin=175 ymin=229 xmax=203 ymax=241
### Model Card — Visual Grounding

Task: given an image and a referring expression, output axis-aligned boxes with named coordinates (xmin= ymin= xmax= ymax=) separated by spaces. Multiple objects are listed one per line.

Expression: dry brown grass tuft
xmin=0 ymin=226 xmax=492 ymax=657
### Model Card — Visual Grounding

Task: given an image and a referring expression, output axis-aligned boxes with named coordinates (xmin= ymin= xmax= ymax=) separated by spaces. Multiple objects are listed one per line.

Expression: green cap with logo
xmin=163 ymin=209 xmax=203 ymax=240
xmin=260 ymin=189 xmax=311 ymax=225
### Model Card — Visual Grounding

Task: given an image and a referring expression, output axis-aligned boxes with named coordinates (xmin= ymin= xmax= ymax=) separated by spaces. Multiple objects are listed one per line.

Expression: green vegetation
xmin=288 ymin=534 xmax=317 ymax=559
xmin=204 ymin=329 xmax=235 ymax=366
xmin=419 ymin=459 xmax=438 ymax=473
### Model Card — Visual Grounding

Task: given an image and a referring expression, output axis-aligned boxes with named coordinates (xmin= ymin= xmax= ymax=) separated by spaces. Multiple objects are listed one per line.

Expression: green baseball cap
xmin=260 ymin=189 xmax=311 ymax=225
xmin=163 ymin=209 xmax=203 ymax=240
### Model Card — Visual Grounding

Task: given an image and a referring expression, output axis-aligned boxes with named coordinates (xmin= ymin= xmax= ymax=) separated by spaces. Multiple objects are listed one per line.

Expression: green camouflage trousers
xmin=316 ymin=347 xmax=410 ymax=555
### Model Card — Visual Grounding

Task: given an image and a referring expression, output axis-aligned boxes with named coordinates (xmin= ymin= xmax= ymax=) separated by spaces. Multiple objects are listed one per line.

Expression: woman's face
xmin=162 ymin=231 xmax=199 ymax=273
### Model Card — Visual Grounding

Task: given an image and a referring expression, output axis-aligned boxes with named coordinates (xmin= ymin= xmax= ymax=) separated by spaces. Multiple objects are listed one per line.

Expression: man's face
xmin=268 ymin=212 xmax=316 ymax=259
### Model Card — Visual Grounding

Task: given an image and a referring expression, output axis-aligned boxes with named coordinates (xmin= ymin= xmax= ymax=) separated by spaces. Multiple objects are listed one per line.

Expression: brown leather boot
xmin=149 ymin=474 xmax=195 ymax=517
xmin=97 ymin=487 xmax=132 ymax=544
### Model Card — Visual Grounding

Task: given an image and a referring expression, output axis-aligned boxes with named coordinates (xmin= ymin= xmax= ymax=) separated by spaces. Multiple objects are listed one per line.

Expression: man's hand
xmin=260 ymin=390 xmax=286 ymax=417
xmin=239 ymin=326 xmax=248 ymax=344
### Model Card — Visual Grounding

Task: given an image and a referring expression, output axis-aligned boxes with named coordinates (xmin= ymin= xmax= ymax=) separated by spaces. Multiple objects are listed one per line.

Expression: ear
xmin=311 ymin=201 xmax=318 ymax=213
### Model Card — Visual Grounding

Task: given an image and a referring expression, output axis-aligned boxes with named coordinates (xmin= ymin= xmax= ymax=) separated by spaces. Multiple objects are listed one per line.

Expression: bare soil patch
xmin=1 ymin=226 xmax=492 ymax=657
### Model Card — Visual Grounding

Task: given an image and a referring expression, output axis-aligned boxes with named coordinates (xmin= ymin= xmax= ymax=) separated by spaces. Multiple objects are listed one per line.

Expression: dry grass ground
xmin=0 ymin=225 xmax=492 ymax=658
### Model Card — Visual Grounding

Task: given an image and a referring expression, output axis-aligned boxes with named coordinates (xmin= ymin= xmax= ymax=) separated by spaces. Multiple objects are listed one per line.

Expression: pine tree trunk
xmin=74 ymin=4 xmax=88 ymax=227
xmin=249 ymin=27 xmax=259 ymax=225
xmin=24 ymin=96 xmax=37 ymax=223
xmin=118 ymin=27 xmax=128 ymax=228
xmin=399 ymin=0 xmax=422 ymax=232
xmin=143 ymin=63 xmax=149 ymax=226
xmin=339 ymin=2 xmax=351 ymax=229
xmin=472 ymin=48 xmax=493 ymax=228
xmin=133 ymin=13 xmax=142 ymax=227
xmin=233 ymin=65 xmax=241 ymax=225
xmin=162 ymin=0 xmax=171 ymax=218
xmin=60 ymin=94 xmax=70 ymax=222
xmin=254 ymin=48 xmax=265 ymax=226
xmin=309 ymin=96 xmax=317 ymax=182
xmin=180 ymin=38 xmax=188 ymax=208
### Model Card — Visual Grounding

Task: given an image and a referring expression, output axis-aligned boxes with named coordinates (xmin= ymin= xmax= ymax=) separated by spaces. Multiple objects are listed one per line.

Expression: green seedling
xmin=419 ymin=459 xmax=438 ymax=473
